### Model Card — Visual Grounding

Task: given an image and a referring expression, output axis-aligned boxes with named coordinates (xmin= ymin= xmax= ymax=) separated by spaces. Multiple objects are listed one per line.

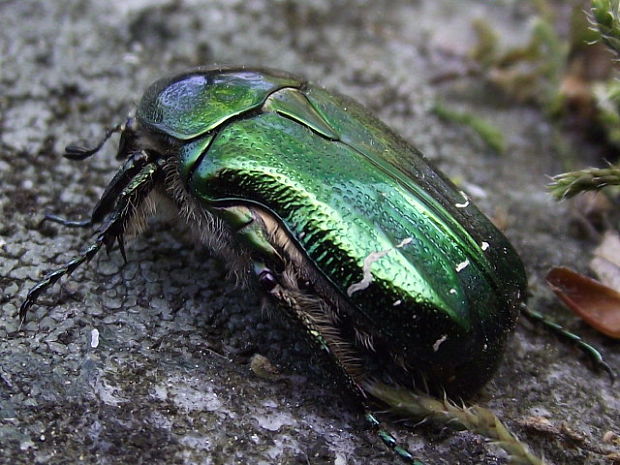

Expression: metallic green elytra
xmin=20 ymin=66 xmax=527 ymax=461
xmin=137 ymin=67 xmax=526 ymax=395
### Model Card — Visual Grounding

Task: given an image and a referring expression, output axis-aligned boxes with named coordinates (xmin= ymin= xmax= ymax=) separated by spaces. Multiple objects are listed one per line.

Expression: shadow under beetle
xmin=20 ymin=67 xmax=609 ymax=464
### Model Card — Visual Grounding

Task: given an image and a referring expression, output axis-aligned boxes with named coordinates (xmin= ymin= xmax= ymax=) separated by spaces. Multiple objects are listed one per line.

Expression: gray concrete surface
xmin=0 ymin=1 xmax=618 ymax=464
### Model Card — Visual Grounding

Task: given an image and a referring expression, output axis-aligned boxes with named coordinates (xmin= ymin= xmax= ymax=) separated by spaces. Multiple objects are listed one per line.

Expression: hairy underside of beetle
xmin=123 ymin=158 xmax=419 ymax=401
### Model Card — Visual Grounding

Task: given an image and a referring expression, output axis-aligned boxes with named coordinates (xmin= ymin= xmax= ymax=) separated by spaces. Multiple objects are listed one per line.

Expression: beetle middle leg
xmin=19 ymin=155 xmax=162 ymax=323
xmin=43 ymin=214 xmax=93 ymax=228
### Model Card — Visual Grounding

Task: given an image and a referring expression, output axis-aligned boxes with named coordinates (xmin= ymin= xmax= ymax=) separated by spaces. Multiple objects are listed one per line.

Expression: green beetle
xmin=21 ymin=67 xmax=527 ymax=463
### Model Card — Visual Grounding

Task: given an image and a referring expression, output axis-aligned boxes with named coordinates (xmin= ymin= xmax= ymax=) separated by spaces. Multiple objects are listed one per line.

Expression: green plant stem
xmin=364 ymin=381 xmax=546 ymax=465
xmin=549 ymin=166 xmax=620 ymax=199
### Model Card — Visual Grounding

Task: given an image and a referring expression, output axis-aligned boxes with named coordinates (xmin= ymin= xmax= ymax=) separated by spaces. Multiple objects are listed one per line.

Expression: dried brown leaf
xmin=547 ymin=266 xmax=620 ymax=338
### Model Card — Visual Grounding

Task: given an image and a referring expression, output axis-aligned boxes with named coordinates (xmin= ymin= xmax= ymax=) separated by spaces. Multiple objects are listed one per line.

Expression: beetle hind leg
xmin=366 ymin=412 xmax=427 ymax=465
xmin=243 ymin=209 xmax=429 ymax=464
xmin=520 ymin=304 xmax=615 ymax=381
xmin=261 ymin=277 xmax=427 ymax=464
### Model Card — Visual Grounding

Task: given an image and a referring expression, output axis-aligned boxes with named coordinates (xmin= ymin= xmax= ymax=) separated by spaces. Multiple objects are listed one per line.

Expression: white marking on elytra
xmin=395 ymin=237 xmax=413 ymax=248
xmin=481 ymin=241 xmax=490 ymax=251
xmin=433 ymin=334 xmax=448 ymax=352
xmin=393 ymin=299 xmax=402 ymax=306
xmin=90 ymin=329 xmax=100 ymax=348
xmin=455 ymin=190 xmax=470 ymax=208
xmin=347 ymin=237 xmax=414 ymax=296
xmin=455 ymin=259 xmax=470 ymax=272
xmin=449 ymin=288 xmax=457 ymax=295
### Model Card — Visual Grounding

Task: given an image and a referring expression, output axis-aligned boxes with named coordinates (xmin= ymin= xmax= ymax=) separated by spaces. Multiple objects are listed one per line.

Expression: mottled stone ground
xmin=1 ymin=1 xmax=618 ymax=464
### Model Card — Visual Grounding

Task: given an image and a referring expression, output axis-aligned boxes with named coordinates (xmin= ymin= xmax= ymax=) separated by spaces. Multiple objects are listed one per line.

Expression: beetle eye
xmin=258 ymin=268 xmax=278 ymax=291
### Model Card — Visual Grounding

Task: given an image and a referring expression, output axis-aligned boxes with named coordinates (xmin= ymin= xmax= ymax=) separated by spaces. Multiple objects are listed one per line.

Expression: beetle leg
xmin=89 ymin=151 xmax=150 ymax=224
xmin=19 ymin=160 xmax=161 ymax=323
xmin=520 ymin=305 xmax=615 ymax=381
xmin=258 ymin=273 xmax=426 ymax=465
xmin=116 ymin=234 xmax=128 ymax=264
xmin=366 ymin=412 xmax=426 ymax=465
xmin=42 ymin=214 xmax=93 ymax=228
xmin=41 ymin=151 xmax=150 ymax=231
xmin=292 ymin=299 xmax=427 ymax=465
xmin=237 ymin=206 xmax=428 ymax=463
xmin=213 ymin=204 xmax=284 ymax=269
xmin=19 ymin=212 xmax=123 ymax=323
xmin=254 ymin=263 xmax=278 ymax=292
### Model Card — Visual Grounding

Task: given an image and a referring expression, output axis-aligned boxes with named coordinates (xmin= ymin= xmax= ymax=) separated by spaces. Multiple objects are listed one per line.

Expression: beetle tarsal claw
xmin=117 ymin=235 xmax=128 ymax=264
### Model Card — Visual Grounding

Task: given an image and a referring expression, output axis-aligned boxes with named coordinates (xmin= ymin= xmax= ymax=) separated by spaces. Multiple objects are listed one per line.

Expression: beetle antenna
xmin=19 ymin=161 xmax=160 ymax=322
xmin=65 ymin=123 xmax=123 ymax=160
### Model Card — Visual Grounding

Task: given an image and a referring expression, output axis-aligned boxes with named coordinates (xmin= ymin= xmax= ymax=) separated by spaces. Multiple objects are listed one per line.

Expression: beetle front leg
xmin=43 ymin=214 xmax=93 ymax=228
xmin=43 ymin=151 xmax=151 ymax=231
xmin=19 ymin=160 xmax=161 ymax=323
